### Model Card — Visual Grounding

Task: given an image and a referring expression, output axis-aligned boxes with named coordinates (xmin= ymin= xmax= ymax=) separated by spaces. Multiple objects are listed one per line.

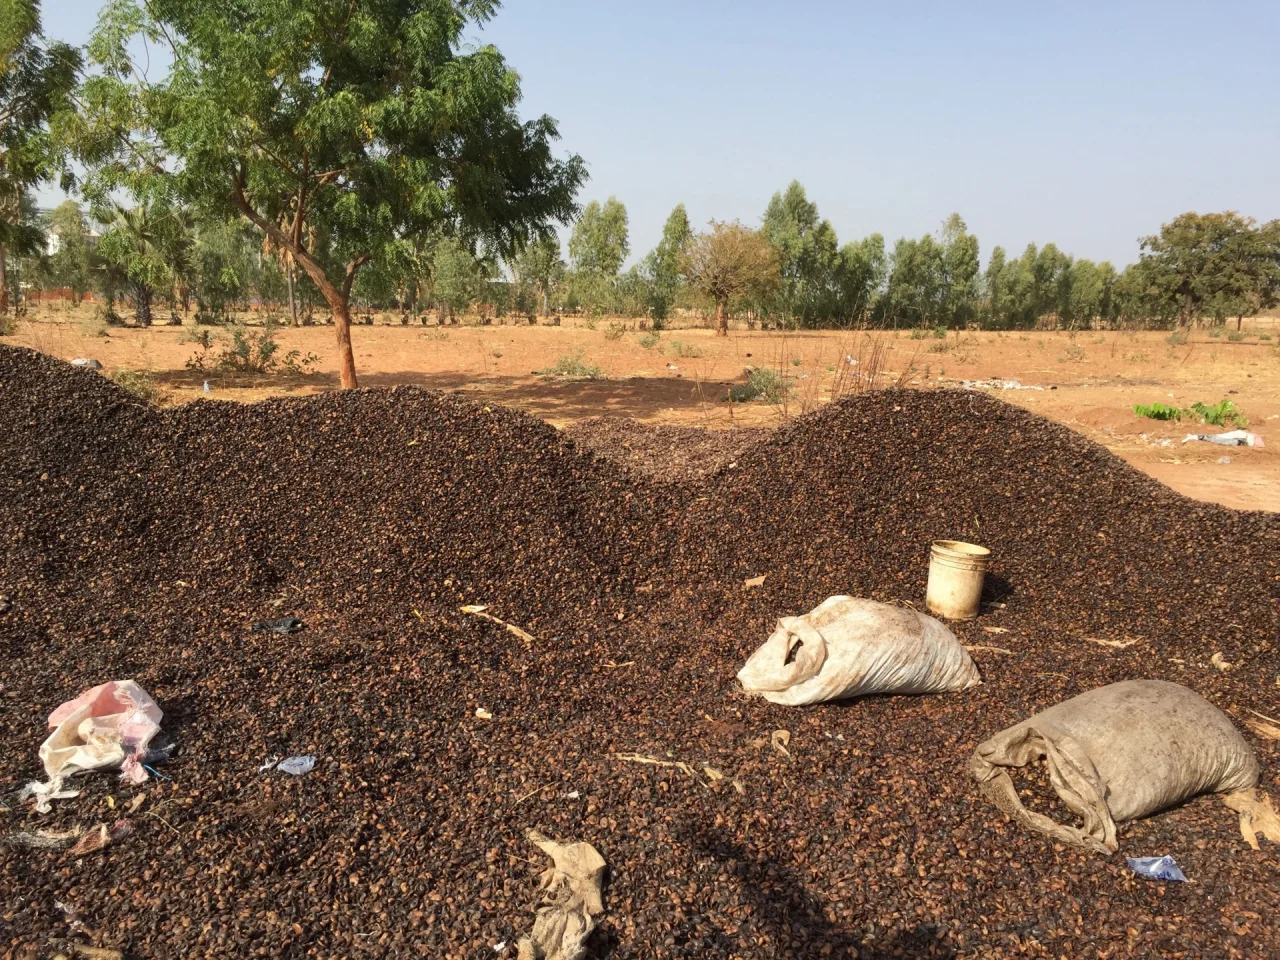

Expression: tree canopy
xmin=76 ymin=0 xmax=585 ymax=385
xmin=683 ymin=220 xmax=779 ymax=336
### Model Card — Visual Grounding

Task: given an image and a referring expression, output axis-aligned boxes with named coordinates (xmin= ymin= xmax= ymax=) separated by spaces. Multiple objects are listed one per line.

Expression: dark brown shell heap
xmin=1 ymin=344 xmax=1277 ymax=959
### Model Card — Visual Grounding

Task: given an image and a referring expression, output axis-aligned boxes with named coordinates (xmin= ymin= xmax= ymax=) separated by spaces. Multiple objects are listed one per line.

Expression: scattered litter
xmin=494 ymin=943 xmax=507 ymax=954
xmin=1126 ymin=855 xmax=1188 ymax=882
xmin=516 ymin=829 xmax=606 ymax=960
xmin=1243 ymin=709 xmax=1280 ymax=742
xmin=970 ymin=680 xmax=1258 ymax=853
xmin=68 ymin=819 xmax=133 ymax=857
xmin=964 ymin=644 xmax=1014 ymax=655
xmin=602 ymin=660 xmax=634 ymax=670
xmin=961 ymin=378 xmax=1043 ymax=391
xmin=565 ymin=790 xmax=580 ymax=799
xmin=1080 ymin=635 xmax=1143 ymax=650
xmin=476 ymin=708 xmax=494 ymax=720
xmin=614 ymin=752 xmax=701 ymax=783
xmin=1211 ymin=652 xmax=1234 ymax=673
xmin=982 ymin=626 xmax=1010 ymax=635
xmin=702 ymin=765 xmax=725 ymax=782
xmin=1222 ymin=789 xmax=1280 ymax=850
xmin=25 ymin=680 xmax=163 ymax=810
xmin=737 ymin=596 xmax=980 ymax=705
xmin=65 ymin=945 xmax=124 ymax=960
xmin=203 ymin=380 xmax=211 ymax=393
xmin=770 ymin=729 xmax=791 ymax=757
xmin=742 ymin=574 xmax=767 ymax=589
xmin=4 ymin=826 xmax=81 ymax=850
xmin=253 ymin=616 xmax=305 ymax=634
xmin=276 ymin=755 xmax=316 ymax=776
xmin=461 ymin=604 xmax=536 ymax=645
xmin=142 ymin=764 xmax=170 ymax=781
xmin=258 ymin=756 xmax=281 ymax=772
xmin=1218 ymin=456 xmax=1232 ymax=464
xmin=1181 ymin=429 xmax=1263 ymax=448
xmin=70 ymin=358 xmax=103 ymax=370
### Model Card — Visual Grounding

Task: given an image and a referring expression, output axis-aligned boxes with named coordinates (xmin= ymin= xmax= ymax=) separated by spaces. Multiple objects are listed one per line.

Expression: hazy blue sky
xmin=39 ymin=0 xmax=1280 ymax=266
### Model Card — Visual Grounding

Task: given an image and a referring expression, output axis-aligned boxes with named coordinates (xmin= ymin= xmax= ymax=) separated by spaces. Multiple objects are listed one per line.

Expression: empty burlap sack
xmin=737 ymin=596 xmax=980 ymax=706
xmin=517 ymin=829 xmax=606 ymax=960
xmin=970 ymin=679 xmax=1259 ymax=854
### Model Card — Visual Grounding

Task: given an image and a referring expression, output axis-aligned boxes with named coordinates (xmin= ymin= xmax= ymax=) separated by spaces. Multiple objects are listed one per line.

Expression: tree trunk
xmin=1237 ymin=314 xmax=1243 ymax=331
xmin=286 ymin=263 xmax=298 ymax=327
xmin=135 ymin=283 xmax=152 ymax=327
xmin=715 ymin=299 xmax=728 ymax=337
xmin=0 ymin=244 xmax=8 ymax=315
xmin=333 ymin=298 xmax=358 ymax=388
xmin=540 ymin=285 xmax=549 ymax=317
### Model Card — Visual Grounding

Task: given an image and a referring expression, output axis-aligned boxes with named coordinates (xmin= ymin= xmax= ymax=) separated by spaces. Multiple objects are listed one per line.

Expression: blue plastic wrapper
xmin=1126 ymin=855 xmax=1188 ymax=882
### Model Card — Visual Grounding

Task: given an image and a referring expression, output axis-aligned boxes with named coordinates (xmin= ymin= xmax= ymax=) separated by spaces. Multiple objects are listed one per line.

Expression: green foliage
xmin=430 ymin=237 xmax=489 ymax=319
xmin=1260 ymin=333 xmax=1273 ymax=341
xmin=538 ymin=350 xmax=602 ymax=380
xmin=0 ymin=0 xmax=82 ymax=312
xmin=108 ymin=367 xmax=159 ymax=402
xmin=568 ymin=197 xmax=628 ymax=315
xmin=729 ymin=367 xmax=790 ymax=404
xmin=1226 ymin=330 xmax=1245 ymax=342
xmin=603 ymin=321 xmax=626 ymax=341
xmin=932 ymin=326 xmax=947 ymax=339
xmin=1166 ymin=330 xmax=1189 ymax=345
xmin=638 ymin=330 xmax=660 ymax=349
xmin=77 ymin=0 xmax=585 ymax=386
xmin=790 ymin=356 xmax=803 ymax=366
xmin=1208 ymin=327 xmax=1222 ymax=338
xmin=512 ymin=234 xmax=565 ymax=318
xmin=1133 ymin=402 xmax=1183 ymax=421
xmin=0 ymin=310 xmax=16 ymax=335
xmin=1133 ymin=399 xmax=1248 ymax=428
xmin=1059 ymin=342 xmax=1086 ymax=363
xmin=1190 ymin=399 xmax=1247 ymax=428
xmin=644 ymin=203 xmax=691 ymax=324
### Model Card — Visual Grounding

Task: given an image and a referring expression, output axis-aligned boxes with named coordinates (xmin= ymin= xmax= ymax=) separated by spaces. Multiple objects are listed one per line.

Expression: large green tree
xmin=48 ymin=199 xmax=94 ymax=304
xmin=761 ymin=181 xmax=841 ymax=325
xmin=79 ymin=0 xmax=585 ymax=387
xmin=1137 ymin=212 xmax=1255 ymax=328
xmin=0 ymin=0 xmax=80 ymax=313
xmin=512 ymin=234 xmax=565 ymax=317
xmin=568 ymin=196 xmax=628 ymax=314
xmin=643 ymin=202 xmax=690 ymax=324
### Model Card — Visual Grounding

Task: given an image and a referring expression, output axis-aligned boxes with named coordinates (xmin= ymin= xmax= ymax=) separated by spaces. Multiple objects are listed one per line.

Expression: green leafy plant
xmin=1133 ymin=402 xmax=1183 ymax=421
xmin=217 ymin=323 xmax=280 ymax=374
xmin=1124 ymin=352 xmax=1150 ymax=362
xmin=1259 ymin=333 xmax=1273 ymax=341
xmin=908 ymin=328 xmax=927 ymax=340
xmin=1208 ymin=327 xmax=1222 ymax=338
xmin=1166 ymin=331 xmax=1189 ymax=346
xmin=790 ymin=356 xmax=803 ymax=366
xmin=1190 ymin=399 xmax=1247 ymax=428
xmin=1225 ymin=330 xmax=1245 ymax=342
xmin=638 ymin=331 xmax=660 ymax=349
xmin=603 ymin=321 xmax=626 ymax=341
xmin=729 ymin=367 xmax=790 ymax=403
xmin=932 ymin=326 xmax=947 ymax=339
xmin=0 ymin=313 xmax=18 ymax=337
xmin=538 ymin=350 xmax=602 ymax=380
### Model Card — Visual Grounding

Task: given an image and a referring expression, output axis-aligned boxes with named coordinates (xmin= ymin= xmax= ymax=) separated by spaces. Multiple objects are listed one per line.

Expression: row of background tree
xmin=10 ymin=182 xmax=1279 ymax=333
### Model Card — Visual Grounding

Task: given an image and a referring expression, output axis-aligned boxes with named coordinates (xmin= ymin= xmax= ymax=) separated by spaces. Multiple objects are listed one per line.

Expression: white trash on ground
xmin=969 ymin=679 xmax=1258 ymax=854
xmin=1182 ymin=429 xmax=1263 ymax=447
xmin=1127 ymin=855 xmax=1188 ymax=882
xmin=23 ymin=680 xmax=162 ymax=812
xmin=736 ymin=596 xmax=981 ymax=706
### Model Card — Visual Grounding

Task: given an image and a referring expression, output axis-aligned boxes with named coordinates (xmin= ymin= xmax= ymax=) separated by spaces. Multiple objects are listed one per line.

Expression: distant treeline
xmin=7 ymin=184 xmax=1277 ymax=335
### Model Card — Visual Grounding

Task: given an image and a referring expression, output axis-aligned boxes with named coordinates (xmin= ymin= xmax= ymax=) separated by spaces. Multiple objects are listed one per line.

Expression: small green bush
xmin=1225 ymin=330 xmax=1245 ymax=342
xmin=638 ymin=331 xmax=660 ymax=349
xmin=932 ymin=326 xmax=947 ymax=339
xmin=539 ymin=350 xmax=602 ymax=380
xmin=603 ymin=321 xmax=626 ymax=341
xmin=1191 ymin=399 xmax=1247 ymax=428
xmin=909 ymin=328 xmax=927 ymax=340
xmin=790 ymin=356 xmax=803 ymax=366
xmin=729 ymin=367 xmax=790 ymax=403
xmin=1208 ymin=328 xmax=1222 ymax=338
xmin=1134 ymin=402 xmax=1182 ymax=421
xmin=1259 ymin=333 xmax=1273 ymax=341
xmin=1058 ymin=342 xmax=1086 ymax=363
xmin=1166 ymin=331 xmax=1189 ymax=346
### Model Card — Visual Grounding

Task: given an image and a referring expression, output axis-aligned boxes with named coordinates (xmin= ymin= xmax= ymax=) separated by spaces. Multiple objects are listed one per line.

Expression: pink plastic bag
xmin=40 ymin=680 xmax=163 ymax=782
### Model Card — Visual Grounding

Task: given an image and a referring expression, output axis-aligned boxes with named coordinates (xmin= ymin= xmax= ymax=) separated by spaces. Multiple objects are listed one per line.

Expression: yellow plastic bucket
xmin=926 ymin=540 xmax=990 ymax=620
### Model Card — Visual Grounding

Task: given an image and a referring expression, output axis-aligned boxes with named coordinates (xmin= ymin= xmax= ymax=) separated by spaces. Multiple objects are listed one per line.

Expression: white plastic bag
xmin=736 ymin=596 xmax=980 ymax=706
